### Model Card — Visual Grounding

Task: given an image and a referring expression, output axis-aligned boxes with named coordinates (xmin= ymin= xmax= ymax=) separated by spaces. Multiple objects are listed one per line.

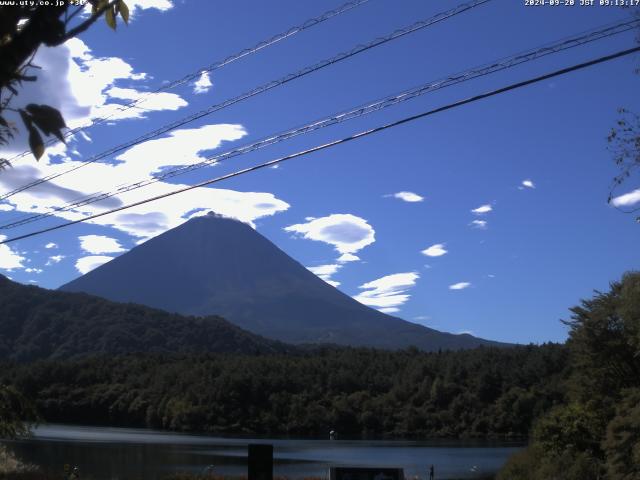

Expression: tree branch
xmin=56 ymin=0 xmax=118 ymax=45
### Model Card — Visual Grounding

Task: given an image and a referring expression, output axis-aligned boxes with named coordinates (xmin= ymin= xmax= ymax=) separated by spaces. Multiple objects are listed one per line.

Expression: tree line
xmin=1 ymin=342 xmax=567 ymax=439
xmin=498 ymin=271 xmax=640 ymax=479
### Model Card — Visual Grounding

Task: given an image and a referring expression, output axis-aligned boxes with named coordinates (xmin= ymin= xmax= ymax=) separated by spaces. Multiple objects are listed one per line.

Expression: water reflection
xmin=5 ymin=424 xmax=524 ymax=480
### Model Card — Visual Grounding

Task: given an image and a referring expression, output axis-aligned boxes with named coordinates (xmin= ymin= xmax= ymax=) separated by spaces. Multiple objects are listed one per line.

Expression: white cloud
xmin=0 ymin=204 xmax=14 ymax=211
xmin=610 ymin=188 xmax=640 ymax=208
xmin=353 ymin=272 xmax=419 ymax=312
xmin=285 ymin=214 xmax=375 ymax=254
xmin=46 ymin=255 xmax=65 ymax=266
xmin=1 ymin=36 xmax=188 ymax=158
xmin=112 ymin=123 xmax=246 ymax=178
xmin=421 ymin=243 xmax=447 ymax=257
xmin=63 ymin=37 xmax=187 ymax=124
xmin=0 ymin=235 xmax=26 ymax=270
xmin=0 ymin=25 xmax=294 ymax=248
xmin=124 ymin=0 xmax=173 ymax=13
xmin=82 ymin=0 xmax=173 ymax=17
xmin=0 ymin=122 xmax=288 ymax=241
xmin=337 ymin=253 xmax=360 ymax=263
xmin=469 ymin=219 xmax=487 ymax=229
xmin=79 ymin=235 xmax=125 ymax=254
xmin=193 ymin=71 xmax=213 ymax=94
xmin=105 ymin=87 xmax=186 ymax=115
xmin=308 ymin=264 xmax=340 ymax=277
xmin=471 ymin=204 xmax=492 ymax=214
xmin=307 ymin=264 xmax=341 ymax=287
xmin=449 ymin=282 xmax=471 ymax=290
xmin=379 ymin=307 xmax=399 ymax=313
xmin=75 ymin=255 xmax=113 ymax=274
xmin=386 ymin=191 xmax=424 ymax=203
xmin=25 ymin=268 xmax=43 ymax=274
xmin=521 ymin=179 xmax=535 ymax=189
xmin=45 ymin=242 xmax=58 ymax=249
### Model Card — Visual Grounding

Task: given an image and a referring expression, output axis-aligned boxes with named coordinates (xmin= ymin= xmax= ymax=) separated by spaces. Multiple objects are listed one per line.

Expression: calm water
xmin=5 ymin=424 xmax=524 ymax=480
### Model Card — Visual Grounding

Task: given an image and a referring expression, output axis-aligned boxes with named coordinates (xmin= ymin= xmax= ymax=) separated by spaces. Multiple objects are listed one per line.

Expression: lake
xmin=5 ymin=424 xmax=524 ymax=480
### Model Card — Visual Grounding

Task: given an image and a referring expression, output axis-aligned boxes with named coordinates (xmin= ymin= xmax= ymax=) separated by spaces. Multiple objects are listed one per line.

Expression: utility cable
xmin=4 ymin=0 xmax=372 ymax=164
xmin=0 ymin=17 xmax=637 ymax=230
xmin=1 ymin=44 xmax=637 ymax=245
xmin=0 ymin=0 xmax=491 ymax=200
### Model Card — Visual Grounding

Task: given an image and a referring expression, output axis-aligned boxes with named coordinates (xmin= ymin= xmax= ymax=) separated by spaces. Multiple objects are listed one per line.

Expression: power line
xmin=1 ymin=44 xmax=638 ymax=246
xmin=4 ymin=0 xmax=372 ymax=164
xmin=0 ymin=0 xmax=491 ymax=201
xmin=0 ymin=17 xmax=637 ymax=231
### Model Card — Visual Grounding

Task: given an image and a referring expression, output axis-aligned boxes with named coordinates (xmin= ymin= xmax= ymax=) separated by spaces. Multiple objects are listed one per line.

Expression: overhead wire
xmin=1 ymin=44 xmax=638 ymax=245
xmin=0 ymin=17 xmax=637 ymax=230
xmin=3 ymin=0 xmax=373 ymax=164
xmin=0 ymin=0 xmax=492 ymax=201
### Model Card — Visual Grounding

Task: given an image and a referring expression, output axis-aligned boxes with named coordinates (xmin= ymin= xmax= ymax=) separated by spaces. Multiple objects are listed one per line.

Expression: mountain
xmin=60 ymin=213 xmax=508 ymax=350
xmin=0 ymin=274 xmax=288 ymax=361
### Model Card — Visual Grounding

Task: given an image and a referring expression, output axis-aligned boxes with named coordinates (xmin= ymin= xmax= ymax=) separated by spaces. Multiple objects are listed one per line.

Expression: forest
xmin=0 ymin=272 xmax=638 ymax=480
xmin=0 ymin=274 xmax=289 ymax=361
xmin=0 ymin=343 xmax=567 ymax=439
xmin=497 ymin=271 xmax=640 ymax=479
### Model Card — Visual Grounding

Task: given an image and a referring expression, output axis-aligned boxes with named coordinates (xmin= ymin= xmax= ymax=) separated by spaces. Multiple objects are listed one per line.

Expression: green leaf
xmin=27 ymin=126 xmax=45 ymax=161
xmin=118 ymin=0 xmax=130 ymax=24
xmin=105 ymin=6 xmax=117 ymax=30
xmin=19 ymin=110 xmax=45 ymax=160
xmin=25 ymin=104 xmax=67 ymax=143
xmin=18 ymin=109 xmax=32 ymax=130
xmin=91 ymin=0 xmax=108 ymax=14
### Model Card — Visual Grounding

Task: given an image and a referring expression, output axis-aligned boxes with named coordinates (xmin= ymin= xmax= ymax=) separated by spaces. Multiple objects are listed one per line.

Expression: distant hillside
xmin=0 ymin=274 xmax=288 ymax=361
xmin=60 ymin=213 xmax=510 ymax=351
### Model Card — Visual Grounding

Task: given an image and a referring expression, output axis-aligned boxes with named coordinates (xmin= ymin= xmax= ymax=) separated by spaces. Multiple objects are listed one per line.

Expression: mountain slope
xmin=60 ymin=213 xmax=508 ymax=350
xmin=0 ymin=274 xmax=288 ymax=361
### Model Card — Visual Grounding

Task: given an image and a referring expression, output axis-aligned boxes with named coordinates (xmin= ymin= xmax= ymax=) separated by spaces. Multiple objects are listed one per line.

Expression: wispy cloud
xmin=520 ymin=179 xmax=535 ymax=189
xmin=46 ymin=255 xmax=65 ymax=266
xmin=45 ymin=242 xmax=58 ymax=249
xmin=471 ymin=204 xmax=492 ymax=214
xmin=307 ymin=264 xmax=342 ymax=287
xmin=469 ymin=219 xmax=487 ymax=229
xmin=610 ymin=188 xmax=640 ymax=208
xmin=128 ymin=0 xmax=173 ymax=14
xmin=337 ymin=253 xmax=360 ymax=263
xmin=385 ymin=191 xmax=424 ymax=203
xmin=353 ymin=272 xmax=419 ymax=312
xmin=193 ymin=71 xmax=213 ymax=94
xmin=421 ymin=243 xmax=447 ymax=257
xmin=449 ymin=282 xmax=471 ymax=290
xmin=285 ymin=214 xmax=375 ymax=254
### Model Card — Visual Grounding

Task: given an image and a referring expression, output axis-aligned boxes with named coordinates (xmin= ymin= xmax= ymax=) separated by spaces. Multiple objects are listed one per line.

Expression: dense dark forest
xmin=0 ymin=343 xmax=567 ymax=438
xmin=498 ymin=271 xmax=640 ymax=479
xmin=0 ymin=274 xmax=289 ymax=361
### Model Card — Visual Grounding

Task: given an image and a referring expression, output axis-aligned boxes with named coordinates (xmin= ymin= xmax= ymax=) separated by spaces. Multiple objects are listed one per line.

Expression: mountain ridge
xmin=60 ymin=213 xmax=510 ymax=351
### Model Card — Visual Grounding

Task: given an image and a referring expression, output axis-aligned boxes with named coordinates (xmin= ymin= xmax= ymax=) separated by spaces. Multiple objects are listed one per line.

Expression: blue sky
xmin=0 ymin=0 xmax=638 ymax=344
